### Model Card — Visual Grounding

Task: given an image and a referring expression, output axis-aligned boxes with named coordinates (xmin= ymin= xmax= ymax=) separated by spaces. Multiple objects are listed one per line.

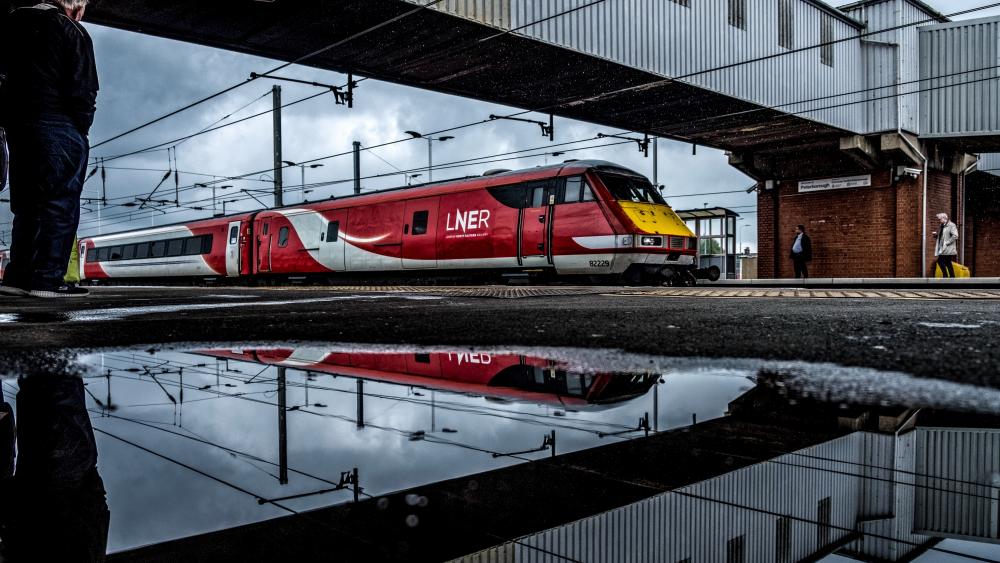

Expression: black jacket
xmin=790 ymin=233 xmax=813 ymax=261
xmin=0 ymin=4 xmax=99 ymax=135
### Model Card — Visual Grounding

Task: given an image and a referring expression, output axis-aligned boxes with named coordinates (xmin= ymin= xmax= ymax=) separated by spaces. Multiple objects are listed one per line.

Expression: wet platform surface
xmin=2 ymin=285 xmax=999 ymax=383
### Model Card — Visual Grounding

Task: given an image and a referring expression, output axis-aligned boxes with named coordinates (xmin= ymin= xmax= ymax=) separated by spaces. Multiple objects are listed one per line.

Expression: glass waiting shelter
xmin=676 ymin=207 xmax=739 ymax=279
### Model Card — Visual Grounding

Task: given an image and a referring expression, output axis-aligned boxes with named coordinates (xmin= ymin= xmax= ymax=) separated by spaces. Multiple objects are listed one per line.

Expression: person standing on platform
xmin=932 ymin=212 xmax=959 ymax=278
xmin=789 ymin=224 xmax=812 ymax=279
xmin=0 ymin=0 xmax=98 ymax=298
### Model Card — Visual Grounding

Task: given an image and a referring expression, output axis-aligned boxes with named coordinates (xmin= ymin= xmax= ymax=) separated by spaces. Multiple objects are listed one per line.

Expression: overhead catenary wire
xmin=88 ymin=0 xmax=449 ymax=151
xmin=95 ymin=59 xmax=1000 ymax=222
xmin=92 ymin=87 xmax=347 ymax=164
xmin=73 ymin=137 xmax=634 ymax=232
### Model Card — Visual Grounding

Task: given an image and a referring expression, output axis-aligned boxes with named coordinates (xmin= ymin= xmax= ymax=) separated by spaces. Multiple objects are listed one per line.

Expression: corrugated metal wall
xmin=852 ymin=431 xmax=933 ymax=561
xmin=406 ymin=0 xmax=868 ymax=133
xmin=422 ymin=0 xmax=511 ymax=28
xmin=919 ymin=17 xmax=1000 ymax=139
xmin=914 ymin=427 xmax=1000 ymax=541
xmin=453 ymin=433 xmax=867 ymax=563
xmin=509 ymin=0 xmax=865 ymax=132
xmin=980 ymin=153 xmax=1000 ymax=177
xmin=839 ymin=0 xmax=933 ymax=134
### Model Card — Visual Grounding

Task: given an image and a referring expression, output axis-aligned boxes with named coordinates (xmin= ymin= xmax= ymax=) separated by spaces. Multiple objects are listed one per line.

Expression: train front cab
xmin=583 ymin=166 xmax=700 ymax=285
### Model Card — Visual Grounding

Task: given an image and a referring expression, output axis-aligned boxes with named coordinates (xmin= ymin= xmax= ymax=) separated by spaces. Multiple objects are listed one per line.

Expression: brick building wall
xmin=756 ymin=168 xmax=960 ymax=278
xmin=966 ymin=172 xmax=1000 ymax=277
xmin=970 ymin=216 xmax=1000 ymax=276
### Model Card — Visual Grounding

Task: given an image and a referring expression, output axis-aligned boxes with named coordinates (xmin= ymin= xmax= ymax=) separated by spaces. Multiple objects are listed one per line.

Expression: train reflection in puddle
xmin=1 ymin=346 xmax=999 ymax=562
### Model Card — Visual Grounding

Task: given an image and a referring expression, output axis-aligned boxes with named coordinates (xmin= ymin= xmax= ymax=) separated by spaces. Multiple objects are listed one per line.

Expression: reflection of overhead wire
xmin=92 ymin=426 xmax=298 ymax=514
xmin=90 ymin=409 xmax=356 ymax=491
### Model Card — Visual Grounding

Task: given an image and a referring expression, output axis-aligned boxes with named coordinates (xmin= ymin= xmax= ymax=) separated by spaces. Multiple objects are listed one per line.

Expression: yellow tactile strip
xmin=280 ymin=286 xmax=1000 ymax=300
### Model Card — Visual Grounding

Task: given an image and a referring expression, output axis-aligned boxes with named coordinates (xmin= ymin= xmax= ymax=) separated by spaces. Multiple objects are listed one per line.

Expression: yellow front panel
xmin=618 ymin=202 xmax=695 ymax=237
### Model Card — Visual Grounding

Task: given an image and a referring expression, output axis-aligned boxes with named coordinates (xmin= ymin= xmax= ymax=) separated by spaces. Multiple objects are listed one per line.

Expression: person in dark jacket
xmin=0 ymin=0 xmax=98 ymax=298
xmin=789 ymin=224 xmax=812 ymax=279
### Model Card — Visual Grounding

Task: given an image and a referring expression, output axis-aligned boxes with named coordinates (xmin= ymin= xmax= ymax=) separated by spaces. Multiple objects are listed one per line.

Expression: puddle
xmin=1 ymin=344 xmax=999 ymax=562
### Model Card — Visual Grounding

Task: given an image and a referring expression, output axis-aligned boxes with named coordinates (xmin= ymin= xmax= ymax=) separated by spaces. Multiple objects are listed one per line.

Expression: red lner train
xmin=76 ymin=160 xmax=703 ymax=285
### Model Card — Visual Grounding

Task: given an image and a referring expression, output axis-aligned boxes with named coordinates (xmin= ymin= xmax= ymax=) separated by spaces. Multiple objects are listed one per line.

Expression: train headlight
xmin=619 ymin=235 xmax=633 ymax=247
xmin=639 ymin=236 xmax=663 ymax=247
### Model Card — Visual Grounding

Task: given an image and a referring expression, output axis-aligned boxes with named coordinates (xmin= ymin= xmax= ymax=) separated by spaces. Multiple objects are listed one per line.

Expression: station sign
xmin=798 ymin=174 xmax=871 ymax=193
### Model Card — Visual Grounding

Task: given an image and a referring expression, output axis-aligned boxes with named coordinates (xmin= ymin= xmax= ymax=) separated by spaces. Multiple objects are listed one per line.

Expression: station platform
xmin=709 ymin=277 xmax=1000 ymax=289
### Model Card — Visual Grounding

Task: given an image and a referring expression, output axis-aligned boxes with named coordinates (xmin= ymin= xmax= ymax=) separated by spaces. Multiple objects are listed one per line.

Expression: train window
xmin=564 ymin=177 xmax=583 ymax=203
xmin=151 ymin=241 xmax=166 ymax=258
xmin=414 ymin=353 xmax=431 ymax=364
xmin=582 ymin=181 xmax=596 ymax=201
xmin=135 ymin=243 xmax=150 ymax=259
xmin=167 ymin=239 xmax=184 ymax=257
xmin=326 ymin=221 xmax=340 ymax=243
xmin=487 ymin=185 xmax=527 ymax=208
xmin=598 ymin=172 xmax=665 ymax=204
xmin=412 ymin=211 xmax=429 ymax=235
xmin=122 ymin=245 xmax=136 ymax=260
xmin=262 ymin=223 xmax=269 ymax=235
xmin=86 ymin=248 xmax=99 ymax=263
xmin=530 ymin=186 xmax=545 ymax=208
xmin=201 ymin=235 xmax=214 ymax=254
xmin=277 ymin=227 xmax=290 ymax=247
xmin=183 ymin=237 xmax=202 ymax=255
xmin=97 ymin=247 xmax=110 ymax=262
xmin=228 ymin=226 xmax=239 ymax=244
xmin=109 ymin=246 xmax=123 ymax=261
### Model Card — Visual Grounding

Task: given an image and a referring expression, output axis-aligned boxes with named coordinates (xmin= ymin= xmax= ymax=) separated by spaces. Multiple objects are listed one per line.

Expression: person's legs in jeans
xmin=22 ymin=120 xmax=87 ymax=291
xmin=938 ymin=255 xmax=955 ymax=278
xmin=2 ymin=127 xmax=44 ymax=290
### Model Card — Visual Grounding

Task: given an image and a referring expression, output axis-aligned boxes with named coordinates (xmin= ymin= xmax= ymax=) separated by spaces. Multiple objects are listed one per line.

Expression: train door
xmin=402 ymin=198 xmax=438 ymax=269
xmin=225 ymin=221 xmax=241 ymax=276
xmin=319 ymin=210 xmax=347 ymax=272
xmin=257 ymin=218 xmax=272 ymax=272
xmin=520 ymin=180 xmax=555 ymax=267
xmin=78 ymin=240 xmax=87 ymax=280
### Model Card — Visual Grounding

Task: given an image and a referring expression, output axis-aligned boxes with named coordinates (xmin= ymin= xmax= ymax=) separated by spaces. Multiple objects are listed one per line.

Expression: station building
xmin=731 ymin=1 xmax=1000 ymax=278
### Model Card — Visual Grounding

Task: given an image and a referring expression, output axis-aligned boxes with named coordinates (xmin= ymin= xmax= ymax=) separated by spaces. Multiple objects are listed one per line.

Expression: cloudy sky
xmin=2 ymin=0 xmax=997 ymax=252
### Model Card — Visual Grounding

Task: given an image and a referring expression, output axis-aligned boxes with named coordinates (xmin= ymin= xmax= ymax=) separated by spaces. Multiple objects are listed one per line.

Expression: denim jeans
xmin=4 ymin=117 xmax=88 ymax=291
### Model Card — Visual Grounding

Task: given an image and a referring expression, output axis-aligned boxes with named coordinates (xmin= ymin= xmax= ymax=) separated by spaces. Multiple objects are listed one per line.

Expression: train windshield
xmin=598 ymin=172 xmax=665 ymax=205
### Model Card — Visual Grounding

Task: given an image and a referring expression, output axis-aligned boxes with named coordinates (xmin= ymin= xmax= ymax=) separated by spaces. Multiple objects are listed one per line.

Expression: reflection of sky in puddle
xmin=4 ymin=346 xmax=752 ymax=552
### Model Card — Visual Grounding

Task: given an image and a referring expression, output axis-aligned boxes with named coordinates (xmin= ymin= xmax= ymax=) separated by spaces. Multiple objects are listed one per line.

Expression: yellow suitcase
xmin=934 ymin=261 xmax=971 ymax=278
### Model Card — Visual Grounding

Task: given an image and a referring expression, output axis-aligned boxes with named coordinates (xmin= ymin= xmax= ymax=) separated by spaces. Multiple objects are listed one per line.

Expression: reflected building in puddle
xmin=461 ymin=387 xmax=1000 ymax=563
